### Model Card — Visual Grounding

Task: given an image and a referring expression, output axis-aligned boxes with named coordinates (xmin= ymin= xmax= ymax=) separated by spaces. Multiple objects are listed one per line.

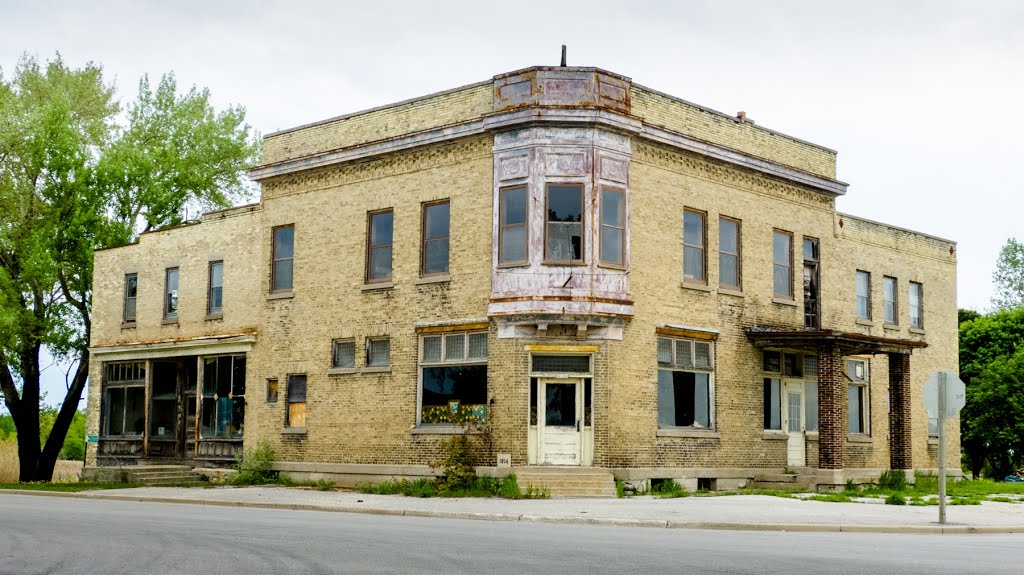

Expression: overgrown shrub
xmin=651 ymin=478 xmax=689 ymax=498
xmin=878 ymin=469 xmax=908 ymax=491
xmin=226 ymin=441 xmax=281 ymax=485
xmin=356 ymin=474 xmax=547 ymax=499
xmin=885 ymin=493 xmax=906 ymax=505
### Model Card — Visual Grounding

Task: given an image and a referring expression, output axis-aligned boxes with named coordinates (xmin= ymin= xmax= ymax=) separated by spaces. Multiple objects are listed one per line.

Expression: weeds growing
xmin=357 ymin=474 xmax=548 ymax=499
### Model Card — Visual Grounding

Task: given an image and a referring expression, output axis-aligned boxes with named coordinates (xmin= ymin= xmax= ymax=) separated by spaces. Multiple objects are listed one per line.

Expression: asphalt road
xmin=1 ymin=494 xmax=1023 ymax=574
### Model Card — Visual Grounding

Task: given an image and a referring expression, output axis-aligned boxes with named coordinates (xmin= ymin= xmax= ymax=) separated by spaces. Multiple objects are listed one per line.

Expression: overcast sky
xmin=3 ymin=0 xmax=1021 ymax=406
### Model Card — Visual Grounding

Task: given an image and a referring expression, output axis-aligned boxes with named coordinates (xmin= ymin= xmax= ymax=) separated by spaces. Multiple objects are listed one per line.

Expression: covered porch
xmin=746 ymin=328 xmax=927 ymax=487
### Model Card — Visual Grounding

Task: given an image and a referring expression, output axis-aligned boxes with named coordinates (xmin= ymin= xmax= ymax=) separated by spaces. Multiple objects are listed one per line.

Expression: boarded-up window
xmin=287 ymin=374 xmax=307 ymax=428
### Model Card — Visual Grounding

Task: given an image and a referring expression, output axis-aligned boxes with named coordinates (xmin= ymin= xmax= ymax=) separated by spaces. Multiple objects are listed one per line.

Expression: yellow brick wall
xmin=262 ymin=83 xmax=493 ymax=165
xmin=631 ymin=86 xmax=838 ymax=180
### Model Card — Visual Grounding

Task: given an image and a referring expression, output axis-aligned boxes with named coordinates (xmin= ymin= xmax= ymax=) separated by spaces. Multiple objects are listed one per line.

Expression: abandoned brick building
xmin=84 ymin=65 xmax=958 ymax=492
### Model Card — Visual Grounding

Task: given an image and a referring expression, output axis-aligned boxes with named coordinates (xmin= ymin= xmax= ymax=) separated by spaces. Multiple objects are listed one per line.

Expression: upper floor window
xmin=883 ymin=276 xmax=897 ymax=324
xmin=683 ymin=209 xmax=706 ymax=284
xmin=271 ymin=225 xmax=294 ymax=292
xmin=600 ymin=188 xmax=625 ymax=267
xmin=499 ymin=186 xmax=528 ymax=266
xmin=545 ymin=184 xmax=584 ymax=264
xmin=856 ymin=271 xmax=871 ymax=319
xmin=332 ymin=339 xmax=356 ymax=370
xmin=123 ymin=273 xmax=138 ymax=324
xmin=719 ymin=217 xmax=740 ymax=290
xmin=773 ymin=230 xmax=793 ymax=298
xmin=657 ymin=336 xmax=714 ymax=429
xmin=164 ymin=267 xmax=179 ymax=319
xmin=367 ymin=210 xmax=394 ymax=282
xmin=909 ymin=282 xmax=923 ymax=328
xmin=421 ymin=201 xmax=450 ymax=276
xmin=366 ymin=336 xmax=391 ymax=368
xmin=208 ymin=261 xmax=224 ymax=315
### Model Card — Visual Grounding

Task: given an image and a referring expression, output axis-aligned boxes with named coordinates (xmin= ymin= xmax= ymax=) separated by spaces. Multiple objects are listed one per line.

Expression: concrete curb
xmin=3 ymin=489 xmax=1023 ymax=534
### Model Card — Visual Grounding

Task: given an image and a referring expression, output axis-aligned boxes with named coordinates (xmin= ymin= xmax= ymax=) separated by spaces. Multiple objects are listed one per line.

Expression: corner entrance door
xmin=784 ymin=380 xmax=806 ymax=467
xmin=539 ymin=379 xmax=582 ymax=465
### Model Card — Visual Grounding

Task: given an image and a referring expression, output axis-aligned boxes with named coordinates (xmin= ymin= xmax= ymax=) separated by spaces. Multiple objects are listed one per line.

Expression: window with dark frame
xmin=657 ymin=336 xmax=714 ymax=428
xmin=164 ymin=267 xmax=179 ymax=319
xmin=366 ymin=337 xmax=390 ymax=368
xmin=332 ymin=339 xmax=356 ymax=369
xmin=421 ymin=201 xmax=450 ymax=276
xmin=499 ymin=186 xmax=528 ymax=265
xmin=200 ymin=355 xmax=246 ymax=438
xmin=286 ymin=374 xmax=307 ymax=428
xmin=123 ymin=273 xmax=138 ymax=323
xmin=719 ymin=217 xmax=740 ymax=289
xmin=883 ymin=276 xmax=898 ymax=324
xmin=600 ymin=188 xmax=625 ymax=267
xmin=208 ymin=261 xmax=224 ymax=315
xmin=772 ymin=230 xmax=793 ymax=298
xmin=103 ymin=361 xmax=146 ymax=436
xmin=545 ymin=184 xmax=584 ymax=263
xmin=367 ymin=210 xmax=394 ymax=282
xmin=271 ymin=225 xmax=294 ymax=292
xmin=419 ymin=331 xmax=488 ymax=424
xmin=683 ymin=209 xmax=706 ymax=283
xmin=856 ymin=270 xmax=871 ymax=319
xmin=909 ymin=282 xmax=923 ymax=328
xmin=847 ymin=359 xmax=869 ymax=435
xmin=762 ymin=351 xmax=818 ymax=432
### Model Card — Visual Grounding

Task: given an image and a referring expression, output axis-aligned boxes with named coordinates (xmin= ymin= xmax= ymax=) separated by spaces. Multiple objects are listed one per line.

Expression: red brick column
xmin=888 ymin=353 xmax=913 ymax=470
xmin=816 ymin=344 xmax=843 ymax=470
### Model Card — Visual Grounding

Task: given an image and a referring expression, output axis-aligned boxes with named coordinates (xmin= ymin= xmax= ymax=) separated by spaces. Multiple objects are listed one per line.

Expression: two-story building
xmin=85 ymin=65 xmax=958 ymax=492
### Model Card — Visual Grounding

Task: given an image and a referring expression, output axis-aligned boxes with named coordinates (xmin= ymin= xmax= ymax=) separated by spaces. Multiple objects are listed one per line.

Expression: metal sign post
xmin=938 ymin=372 xmax=946 ymax=524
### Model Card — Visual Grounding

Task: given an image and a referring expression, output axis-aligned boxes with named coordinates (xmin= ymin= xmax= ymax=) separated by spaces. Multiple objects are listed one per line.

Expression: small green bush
xmin=615 ymin=478 xmax=625 ymax=498
xmin=314 ymin=479 xmax=335 ymax=491
xmin=884 ymin=493 xmax=906 ymax=505
xmin=878 ymin=470 xmax=908 ymax=492
xmin=227 ymin=441 xmax=281 ymax=486
xmin=651 ymin=478 xmax=689 ymax=498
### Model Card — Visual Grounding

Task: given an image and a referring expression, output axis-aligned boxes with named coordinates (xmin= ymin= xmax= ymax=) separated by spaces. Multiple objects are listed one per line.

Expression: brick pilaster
xmin=888 ymin=352 xmax=913 ymax=470
xmin=816 ymin=343 xmax=843 ymax=470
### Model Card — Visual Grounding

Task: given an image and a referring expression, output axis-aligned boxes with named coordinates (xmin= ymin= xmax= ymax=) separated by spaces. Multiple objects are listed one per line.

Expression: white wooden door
xmin=539 ymin=379 xmax=582 ymax=465
xmin=784 ymin=380 xmax=806 ymax=467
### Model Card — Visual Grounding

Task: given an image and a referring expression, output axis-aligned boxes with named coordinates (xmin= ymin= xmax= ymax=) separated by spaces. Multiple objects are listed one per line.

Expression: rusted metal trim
xmin=415 ymin=322 xmax=490 ymax=334
xmin=656 ymin=326 xmax=719 ymax=340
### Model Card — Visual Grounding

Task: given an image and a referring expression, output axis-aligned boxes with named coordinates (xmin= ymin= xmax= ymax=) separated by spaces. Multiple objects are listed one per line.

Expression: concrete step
xmin=513 ymin=467 xmax=616 ymax=498
xmin=746 ymin=481 xmax=812 ymax=491
xmin=752 ymin=473 xmax=817 ymax=485
xmin=127 ymin=465 xmax=204 ymax=486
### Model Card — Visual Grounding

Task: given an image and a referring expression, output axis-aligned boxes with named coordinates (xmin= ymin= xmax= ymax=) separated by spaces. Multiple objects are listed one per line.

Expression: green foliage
xmin=226 ymin=441 xmax=282 ymax=486
xmin=0 ymin=415 xmax=14 ymax=440
xmin=313 ymin=479 xmax=335 ymax=492
xmin=435 ymin=434 xmax=476 ymax=491
xmin=0 ymin=481 xmax=137 ymax=492
xmin=878 ymin=470 xmax=909 ymax=492
xmin=884 ymin=493 xmax=906 ymax=505
xmin=650 ymin=478 xmax=689 ymax=498
xmin=959 ymin=308 xmax=982 ymax=325
xmin=615 ymin=478 xmax=625 ymax=498
xmin=356 ymin=474 xmax=548 ymax=499
xmin=809 ymin=493 xmax=855 ymax=503
xmin=992 ymin=238 xmax=1024 ymax=310
xmin=0 ymin=53 xmax=259 ymax=481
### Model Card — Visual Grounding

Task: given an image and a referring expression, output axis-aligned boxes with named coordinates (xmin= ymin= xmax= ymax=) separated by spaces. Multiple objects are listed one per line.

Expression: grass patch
xmin=989 ymin=496 xmax=1016 ymax=503
xmin=884 ymin=493 xmax=906 ymax=505
xmin=731 ymin=488 xmax=803 ymax=499
xmin=615 ymin=478 xmax=625 ymax=498
xmin=808 ymin=493 xmax=855 ymax=503
xmin=357 ymin=474 xmax=548 ymax=499
xmin=0 ymin=481 xmax=138 ymax=492
xmin=650 ymin=478 xmax=689 ymax=498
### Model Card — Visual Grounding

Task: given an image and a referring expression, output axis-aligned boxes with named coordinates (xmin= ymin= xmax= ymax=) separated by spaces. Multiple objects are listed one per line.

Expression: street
xmin=1 ymin=494 xmax=1022 ymax=574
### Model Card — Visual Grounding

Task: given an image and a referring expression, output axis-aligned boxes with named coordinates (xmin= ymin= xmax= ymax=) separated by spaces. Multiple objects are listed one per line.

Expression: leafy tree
xmin=0 ymin=54 xmax=258 ymax=481
xmin=992 ymin=238 xmax=1024 ymax=311
xmin=958 ymin=308 xmax=981 ymax=326
xmin=959 ymin=307 xmax=1024 ymax=477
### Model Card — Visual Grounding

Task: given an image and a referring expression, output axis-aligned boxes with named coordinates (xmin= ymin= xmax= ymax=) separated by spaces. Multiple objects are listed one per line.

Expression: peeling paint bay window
xmin=419 ymin=332 xmax=488 ymax=425
xmin=499 ymin=186 xmax=528 ymax=265
xmin=657 ymin=336 xmax=714 ymax=429
xmin=545 ymin=184 xmax=584 ymax=264
xmin=600 ymin=188 xmax=625 ymax=267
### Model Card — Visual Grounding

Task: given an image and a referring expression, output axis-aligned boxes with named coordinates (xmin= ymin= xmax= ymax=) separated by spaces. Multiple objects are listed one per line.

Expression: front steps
xmin=513 ymin=467 xmax=617 ymax=498
xmin=746 ymin=472 xmax=817 ymax=491
xmin=127 ymin=465 xmax=206 ymax=486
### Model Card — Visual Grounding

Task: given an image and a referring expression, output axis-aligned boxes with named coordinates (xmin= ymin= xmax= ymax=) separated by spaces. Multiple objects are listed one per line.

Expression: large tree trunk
xmin=33 ymin=354 xmax=90 ymax=481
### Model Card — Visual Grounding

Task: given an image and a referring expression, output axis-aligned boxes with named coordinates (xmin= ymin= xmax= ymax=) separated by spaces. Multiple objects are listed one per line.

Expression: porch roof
xmin=744 ymin=327 xmax=928 ymax=356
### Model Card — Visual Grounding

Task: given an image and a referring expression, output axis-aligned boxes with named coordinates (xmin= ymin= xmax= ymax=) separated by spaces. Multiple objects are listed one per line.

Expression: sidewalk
xmin=6 ymin=486 xmax=1024 ymax=534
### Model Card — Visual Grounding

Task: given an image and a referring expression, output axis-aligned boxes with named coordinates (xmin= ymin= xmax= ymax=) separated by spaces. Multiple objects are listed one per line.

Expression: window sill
xmin=806 ymin=432 xmax=819 ymax=440
xmin=161 ymin=318 xmax=179 ymax=326
xmin=497 ymin=262 xmax=529 ymax=269
xmin=362 ymin=366 xmax=391 ymax=374
xmin=909 ymin=327 xmax=926 ymax=335
xmin=772 ymin=297 xmax=798 ymax=307
xmin=121 ymin=322 xmax=137 ymax=330
xmin=882 ymin=322 xmax=900 ymax=331
xmin=541 ymin=261 xmax=586 ymax=267
xmin=327 ymin=367 xmax=357 ymax=376
xmin=847 ymin=434 xmax=873 ymax=443
xmin=205 ymin=313 xmax=223 ymax=321
xmin=281 ymin=427 xmax=307 ymax=435
xmin=267 ymin=291 xmax=294 ymax=300
xmin=928 ymin=437 xmax=939 ymax=445
xmin=411 ymin=425 xmax=484 ymax=435
xmin=855 ymin=318 xmax=875 ymax=327
xmin=656 ymin=428 xmax=720 ymax=439
xmin=680 ymin=282 xmax=712 ymax=293
xmin=763 ymin=431 xmax=787 ymax=440
xmin=362 ymin=281 xmax=394 ymax=291
xmin=416 ymin=274 xmax=450 ymax=285
xmin=718 ymin=288 xmax=744 ymax=298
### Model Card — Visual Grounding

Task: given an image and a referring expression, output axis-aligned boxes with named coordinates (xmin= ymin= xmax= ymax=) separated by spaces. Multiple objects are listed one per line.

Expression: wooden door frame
xmin=537 ymin=378 xmax=583 ymax=466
